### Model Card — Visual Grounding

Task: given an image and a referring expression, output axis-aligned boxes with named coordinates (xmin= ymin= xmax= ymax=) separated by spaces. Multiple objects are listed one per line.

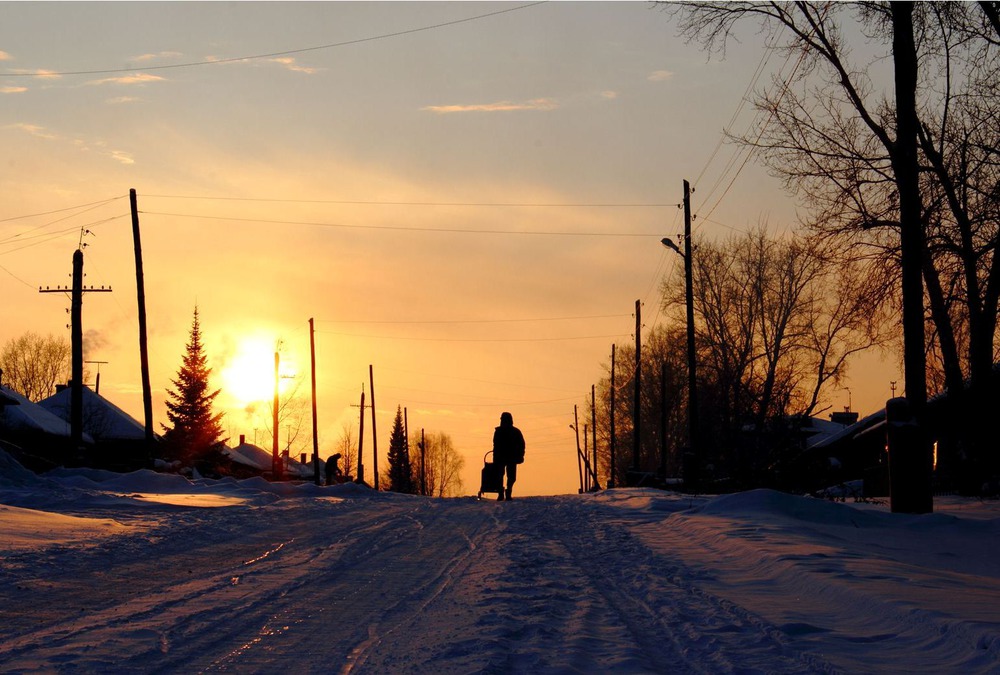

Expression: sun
xmin=220 ymin=338 xmax=283 ymax=408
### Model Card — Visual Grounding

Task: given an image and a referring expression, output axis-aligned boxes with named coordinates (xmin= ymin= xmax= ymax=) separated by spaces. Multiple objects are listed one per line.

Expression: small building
xmin=38 ymin=385 xmax=151 ymax=472
xmin=0 ymin=384 xmax=93 ymax=471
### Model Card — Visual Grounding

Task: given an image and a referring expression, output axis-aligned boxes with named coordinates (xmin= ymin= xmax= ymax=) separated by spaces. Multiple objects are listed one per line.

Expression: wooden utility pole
xmin=609 ymin=344 xmax=616 ymax=488
xmin=40 ymin=248 xmax=111 ymax=453
xmin=591 ymin=384 xmax=600 ymax=490
xmin=682 ymin=180 xmax=700 ymax=490
xmin=129 ymin=189 xmax=155 ymax=460
xmin=272 ymin=350 xmax=283 ymax=480
xmin=660 ymin=360 xmax=668 ymax=480
xmin=573 ymin=405 xmax=584 ymax=493
xmin=633 ymin=299 xmax=642 ymax=474
xmin=404 ymin=406 xmax=410 ymax=489
xmin=420 ymin=427 xmax=426 ymax=496
xmin=309 ymin=318 xmax=320 ymax=486
xmin=353 ymin=387 xmax=366 ymax=484
xmin=369 ymin=364 xmax=378 ymax=490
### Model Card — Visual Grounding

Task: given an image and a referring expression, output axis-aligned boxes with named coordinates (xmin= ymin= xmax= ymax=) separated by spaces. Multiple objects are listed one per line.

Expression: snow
xmin=0 ymin=385 xmax=79 ymax=438
xmin=1 ymin=450 xmax=998 ymax=673
xmin=38 ymin=385 xmax=147 ymax=441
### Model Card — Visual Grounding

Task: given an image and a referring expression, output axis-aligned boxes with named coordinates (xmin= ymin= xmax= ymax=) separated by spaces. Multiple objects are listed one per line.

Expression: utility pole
xmin=40 ymin=247 xmax=111 ymax=453
xmin=309 ymin=318 xmax=320 ymax=486
xmin=272 ymin=350 xmax=282 ymax=479
xmin=660 ymin=360 xmax=668 ymax=480
xmin=130 ymin=189 xmax=155 ymax=460
xmin=352 ymin=386 xmax=366 ymax=484
xmin=609 ymin=344 xmax=616 ymax=488
xmin=573 ymin=405 xmax=584 ymax=493
xmin=632 ymin=299 xmax=642 ymax=476
xmin=682 ymin=179 xmax=700 ymax=490
xmin=369 ymin=364 xmax=378 ymax=490
xmin=420 ymin=427 xmax=426 ymax=496
xmin=404 ymin=406 xmax=410 ymax=490
xmin=591 ymin=384 xmax=600 ymax=490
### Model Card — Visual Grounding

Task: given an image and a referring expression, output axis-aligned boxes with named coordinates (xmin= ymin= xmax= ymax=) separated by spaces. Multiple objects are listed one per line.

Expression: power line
xmin=317 ymin=331 xmax=631 ymax=343
xmin=0 ymin=196 xmax=125 ymax=224
xmin=141 ymin=211 xmax=664 ymax=238
xmin=2 ymin=2 xmax=548 ymax=78
xmin=317 ymin=313 xmax=630 ymax=325
xmin=143 ymin=194 xmax=676 ymax=208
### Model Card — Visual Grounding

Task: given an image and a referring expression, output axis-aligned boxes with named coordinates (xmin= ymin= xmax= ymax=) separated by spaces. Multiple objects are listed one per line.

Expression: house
xmin=223 ymin=435 xmax=324 ymax=481
xmin=38 ymin=385 xmax=151 ymax=472
xmin=0 ymin=384 xmax=93 ymax=471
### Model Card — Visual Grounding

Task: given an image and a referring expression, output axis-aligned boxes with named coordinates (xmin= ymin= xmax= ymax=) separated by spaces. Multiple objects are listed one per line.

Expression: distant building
xmin=38 ymin=385 xmax=151 ymax=472
xmin=0 ymin=384 xmax=92 ymax=471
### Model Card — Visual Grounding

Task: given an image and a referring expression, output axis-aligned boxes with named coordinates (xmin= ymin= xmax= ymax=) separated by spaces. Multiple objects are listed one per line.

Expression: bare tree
xmin=669 ymin=1 xmax=1000 ymax=486
xmin=414 ymin=432 xmax=465 ymax=497
xmin=0 ymin=332 xmax=72 ymax=401
xmin=335 ymin=422 xmax=357 ymax=479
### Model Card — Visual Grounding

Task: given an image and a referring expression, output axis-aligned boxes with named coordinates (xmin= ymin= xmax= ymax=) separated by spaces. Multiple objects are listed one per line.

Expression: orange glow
xmin=220 ymin=337 xmax=295 ymax=409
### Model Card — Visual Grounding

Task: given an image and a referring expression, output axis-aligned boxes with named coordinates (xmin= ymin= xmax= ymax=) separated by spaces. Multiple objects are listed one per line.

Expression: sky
xmin=0 ymin=1 xmax=900 ymax=496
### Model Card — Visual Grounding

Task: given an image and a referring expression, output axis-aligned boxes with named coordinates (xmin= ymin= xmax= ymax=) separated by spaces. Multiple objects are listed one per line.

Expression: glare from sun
xmin=220 ymin=338 xmax=293 ymax=408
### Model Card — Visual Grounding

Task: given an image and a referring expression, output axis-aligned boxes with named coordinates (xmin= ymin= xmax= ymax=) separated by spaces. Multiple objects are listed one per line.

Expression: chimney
xmin=239 ymin=434 xmax=245 ymax=446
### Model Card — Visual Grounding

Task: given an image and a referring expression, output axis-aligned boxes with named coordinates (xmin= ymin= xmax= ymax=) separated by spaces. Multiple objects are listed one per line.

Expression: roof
xmin=0 ymin=385 xmax=83 ymax=439
xmin=38 ymin=386 xmax=146 ymax=442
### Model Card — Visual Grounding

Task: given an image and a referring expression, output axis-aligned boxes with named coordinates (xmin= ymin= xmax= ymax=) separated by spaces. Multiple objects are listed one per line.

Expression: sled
xmin=477 ymin=450 xmax=504 ymax=500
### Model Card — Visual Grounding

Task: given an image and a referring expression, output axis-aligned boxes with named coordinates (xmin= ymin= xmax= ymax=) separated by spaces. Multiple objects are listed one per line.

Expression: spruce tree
xmin=162 ymin=307 xmax=226 ymax=471
xmin=386 ymin=405 xmax=414 ymax=493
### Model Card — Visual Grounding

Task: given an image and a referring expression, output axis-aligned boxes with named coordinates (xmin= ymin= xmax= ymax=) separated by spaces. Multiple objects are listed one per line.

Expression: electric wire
xmin=143 ymin=194 xmax=675 ymax=208
xmin=0 ymin=195 xmax=125 ymax=224
xmin=1 ymin=2 xmax=548 ymax=78
xmin=317 ymin=331 xmax=631 ymax=343
xmin=317 ymin=313 xmax=630 ymax=326
xmin=140 ymin=210 xmax=663 ymax=238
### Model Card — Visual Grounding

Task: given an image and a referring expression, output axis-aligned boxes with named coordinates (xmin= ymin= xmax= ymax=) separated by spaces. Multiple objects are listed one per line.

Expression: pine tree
xmin=386 ymin=405 xmax=414 ymax=493
xmin=162 ymin=307 xmax=226 ymax=471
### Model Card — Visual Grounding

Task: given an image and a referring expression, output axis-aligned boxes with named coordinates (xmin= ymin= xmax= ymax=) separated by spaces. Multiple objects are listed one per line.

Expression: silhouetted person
xmin=492 ymin=411 xmax=525 ymax=500
xmin=325 ymin=453 xmax=342 ymax=486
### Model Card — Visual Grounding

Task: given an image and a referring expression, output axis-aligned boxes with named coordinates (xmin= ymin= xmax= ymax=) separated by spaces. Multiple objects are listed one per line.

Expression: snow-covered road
xmin=1 ymin=464 xmax=999 ymax=673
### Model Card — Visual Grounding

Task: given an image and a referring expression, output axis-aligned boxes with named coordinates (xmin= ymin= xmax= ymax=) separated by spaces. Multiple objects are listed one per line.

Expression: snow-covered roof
xmin=38 ymin=386 xmax=146 ymax=442
xmin=0 ymin=385 xmax=79 ymax=439
xmin=807 ymin=408 xmax=886 ymax=450
xmin=224 ymin=441 xmax=274 ymax=471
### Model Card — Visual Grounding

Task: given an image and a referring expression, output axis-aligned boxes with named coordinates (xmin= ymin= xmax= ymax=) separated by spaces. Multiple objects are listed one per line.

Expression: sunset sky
xmin=1 ymin=2 xmax=898 ymax=495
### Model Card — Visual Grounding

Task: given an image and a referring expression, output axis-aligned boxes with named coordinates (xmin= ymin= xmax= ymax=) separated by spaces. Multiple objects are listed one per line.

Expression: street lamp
xmin=661 ymin=179 xmax=700 ymax=491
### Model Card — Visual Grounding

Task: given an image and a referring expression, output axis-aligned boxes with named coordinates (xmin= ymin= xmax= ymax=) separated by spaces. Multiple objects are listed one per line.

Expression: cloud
xmin=9 ymin=123 xmax=57 ymax=139
xmin=7 ymin=68 xmax=61 ymax=80
xmin=87 ymin=73 xmax=165 ymax=86
xmin=268 ymin=57 xmax=319 ymax=74
xmin=132 ymin=51 xmax=183 ymax=62
xmin=106 ymin=96 xmax=141 ymax=105
xmin=1 ymin=86 xmax=27 ymax=94
xmin=648 ymin=70 xmax=674 ymax=82
xmin=0 ymin=50 xmax=12 ymax=61
xmin=422 ymin=98 xmax=559 ymax=114
xmin=109 ymin=150 xmax=135 ymax=165
xmin=600 ymin=90 xmax=619 ymax=100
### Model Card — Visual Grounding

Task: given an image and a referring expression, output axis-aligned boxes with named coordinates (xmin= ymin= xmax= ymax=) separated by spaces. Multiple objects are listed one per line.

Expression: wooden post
xmin=420 ymin=427 xmax=426 ymax=496
xmin=610 ymin=344 xmax=616 ymax=488
xmin=356 ymin=387 xmax=366 ymax=484
xmin=309 ymin=318 xmax=320 ymax=486
xmin=129 ymin=189 xmax=155 ymax=460
xmin=404 ymin=406 xmax=410 ymax=490
xmin=70 ymin=249 xmax=84 ymax=451
xmin=633 ymin=299 xmax=642 ymax=473
xmin=369 ymin=364 xmax=378 ymax=490
xmin=574 ymin=405 xmax=584 ymax=493
xmin=683 ymin=180 xmax=700 ymax=490
xmin=39 ymin=249 xmax=110 ymax=457
xmin=660 ymin=360 xmax=668 ymax=479
xmin=591 ymin=384 xmax=600 ymax=490
xmin=272 ymin=350 xmax=282 ymax=480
